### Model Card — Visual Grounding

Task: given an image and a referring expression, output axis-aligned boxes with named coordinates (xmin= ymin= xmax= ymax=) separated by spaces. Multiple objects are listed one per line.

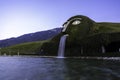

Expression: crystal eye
xmin=72 ymin=20 xmax=81 ymax=25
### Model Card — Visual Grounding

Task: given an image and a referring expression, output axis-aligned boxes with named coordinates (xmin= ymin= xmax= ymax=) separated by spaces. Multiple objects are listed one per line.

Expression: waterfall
xmin=102 ymin=46 xmax=105 ymax=53
xmin=57 ymin=34 xmax=68 ymax=58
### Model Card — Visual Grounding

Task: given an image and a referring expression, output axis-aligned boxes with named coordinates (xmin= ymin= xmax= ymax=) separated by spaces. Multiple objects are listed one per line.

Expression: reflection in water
xmin=65 ymin=59 xmax=120 ymax=80
xmin=0 ymin=56 xmax=120 ymax=80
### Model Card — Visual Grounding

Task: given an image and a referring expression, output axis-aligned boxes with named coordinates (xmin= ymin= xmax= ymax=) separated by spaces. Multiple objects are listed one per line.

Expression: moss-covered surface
xmin=41 ymin=15 xmax=120 ymax=57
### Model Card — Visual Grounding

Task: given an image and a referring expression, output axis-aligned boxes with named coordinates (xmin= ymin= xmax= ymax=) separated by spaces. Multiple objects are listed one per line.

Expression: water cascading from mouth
xmin=57 ymin=34 xmax=69 ymax=58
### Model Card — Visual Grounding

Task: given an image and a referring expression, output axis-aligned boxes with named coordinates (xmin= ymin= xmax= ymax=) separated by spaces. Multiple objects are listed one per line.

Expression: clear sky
xmin=0 ymin=0 xmax=120 ymax=40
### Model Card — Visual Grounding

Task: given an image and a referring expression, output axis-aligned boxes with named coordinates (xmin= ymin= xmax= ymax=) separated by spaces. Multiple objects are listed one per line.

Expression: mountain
xmin=0 ymin=28 xmax=61 ymax=48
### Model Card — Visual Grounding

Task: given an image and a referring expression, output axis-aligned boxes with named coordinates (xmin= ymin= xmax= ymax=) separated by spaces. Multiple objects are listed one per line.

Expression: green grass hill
xmin=0 ymin=40 xmax=49 ymax=55
xmin=41 ymin=15 xmax=120 ymax=57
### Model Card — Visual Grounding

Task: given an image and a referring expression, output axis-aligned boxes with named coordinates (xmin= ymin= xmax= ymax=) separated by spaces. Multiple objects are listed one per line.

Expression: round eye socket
xmin=72 ymin=20 xmax=81 ymax=25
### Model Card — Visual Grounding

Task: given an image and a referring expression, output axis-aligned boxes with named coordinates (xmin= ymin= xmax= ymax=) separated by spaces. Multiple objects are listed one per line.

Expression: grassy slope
xmin=95 ymin=22 xmax=120 ymax=33
xmin=87 ymin=22 xmax=120 ymax=43
xmin=0 ymin=40 xmax=49 ymax=55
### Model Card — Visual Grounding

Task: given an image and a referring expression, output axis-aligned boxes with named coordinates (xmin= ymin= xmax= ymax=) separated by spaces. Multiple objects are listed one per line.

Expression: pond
xmin=0 ymin=56 xmax=120 ymax=80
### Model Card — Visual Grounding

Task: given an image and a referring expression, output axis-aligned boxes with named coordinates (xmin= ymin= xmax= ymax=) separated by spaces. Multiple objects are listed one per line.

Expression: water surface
xmin=0 ymin=56 xmax=120 ymax=80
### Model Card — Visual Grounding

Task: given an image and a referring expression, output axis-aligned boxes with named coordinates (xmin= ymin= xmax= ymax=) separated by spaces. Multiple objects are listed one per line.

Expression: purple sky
xmin=0 ymin=0 xmax=120 ymax=39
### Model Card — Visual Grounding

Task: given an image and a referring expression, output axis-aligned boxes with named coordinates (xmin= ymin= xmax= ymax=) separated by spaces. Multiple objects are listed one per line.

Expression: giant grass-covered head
xmin=40 ymin=15 xmax=120 ymax=56
xmin=62 ymin=15 xmax=95 ymax=42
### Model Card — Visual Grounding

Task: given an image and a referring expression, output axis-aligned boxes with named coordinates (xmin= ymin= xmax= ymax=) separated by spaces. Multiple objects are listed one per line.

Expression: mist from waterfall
xmin=57 ymin=34 xmax=68 ymax=58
